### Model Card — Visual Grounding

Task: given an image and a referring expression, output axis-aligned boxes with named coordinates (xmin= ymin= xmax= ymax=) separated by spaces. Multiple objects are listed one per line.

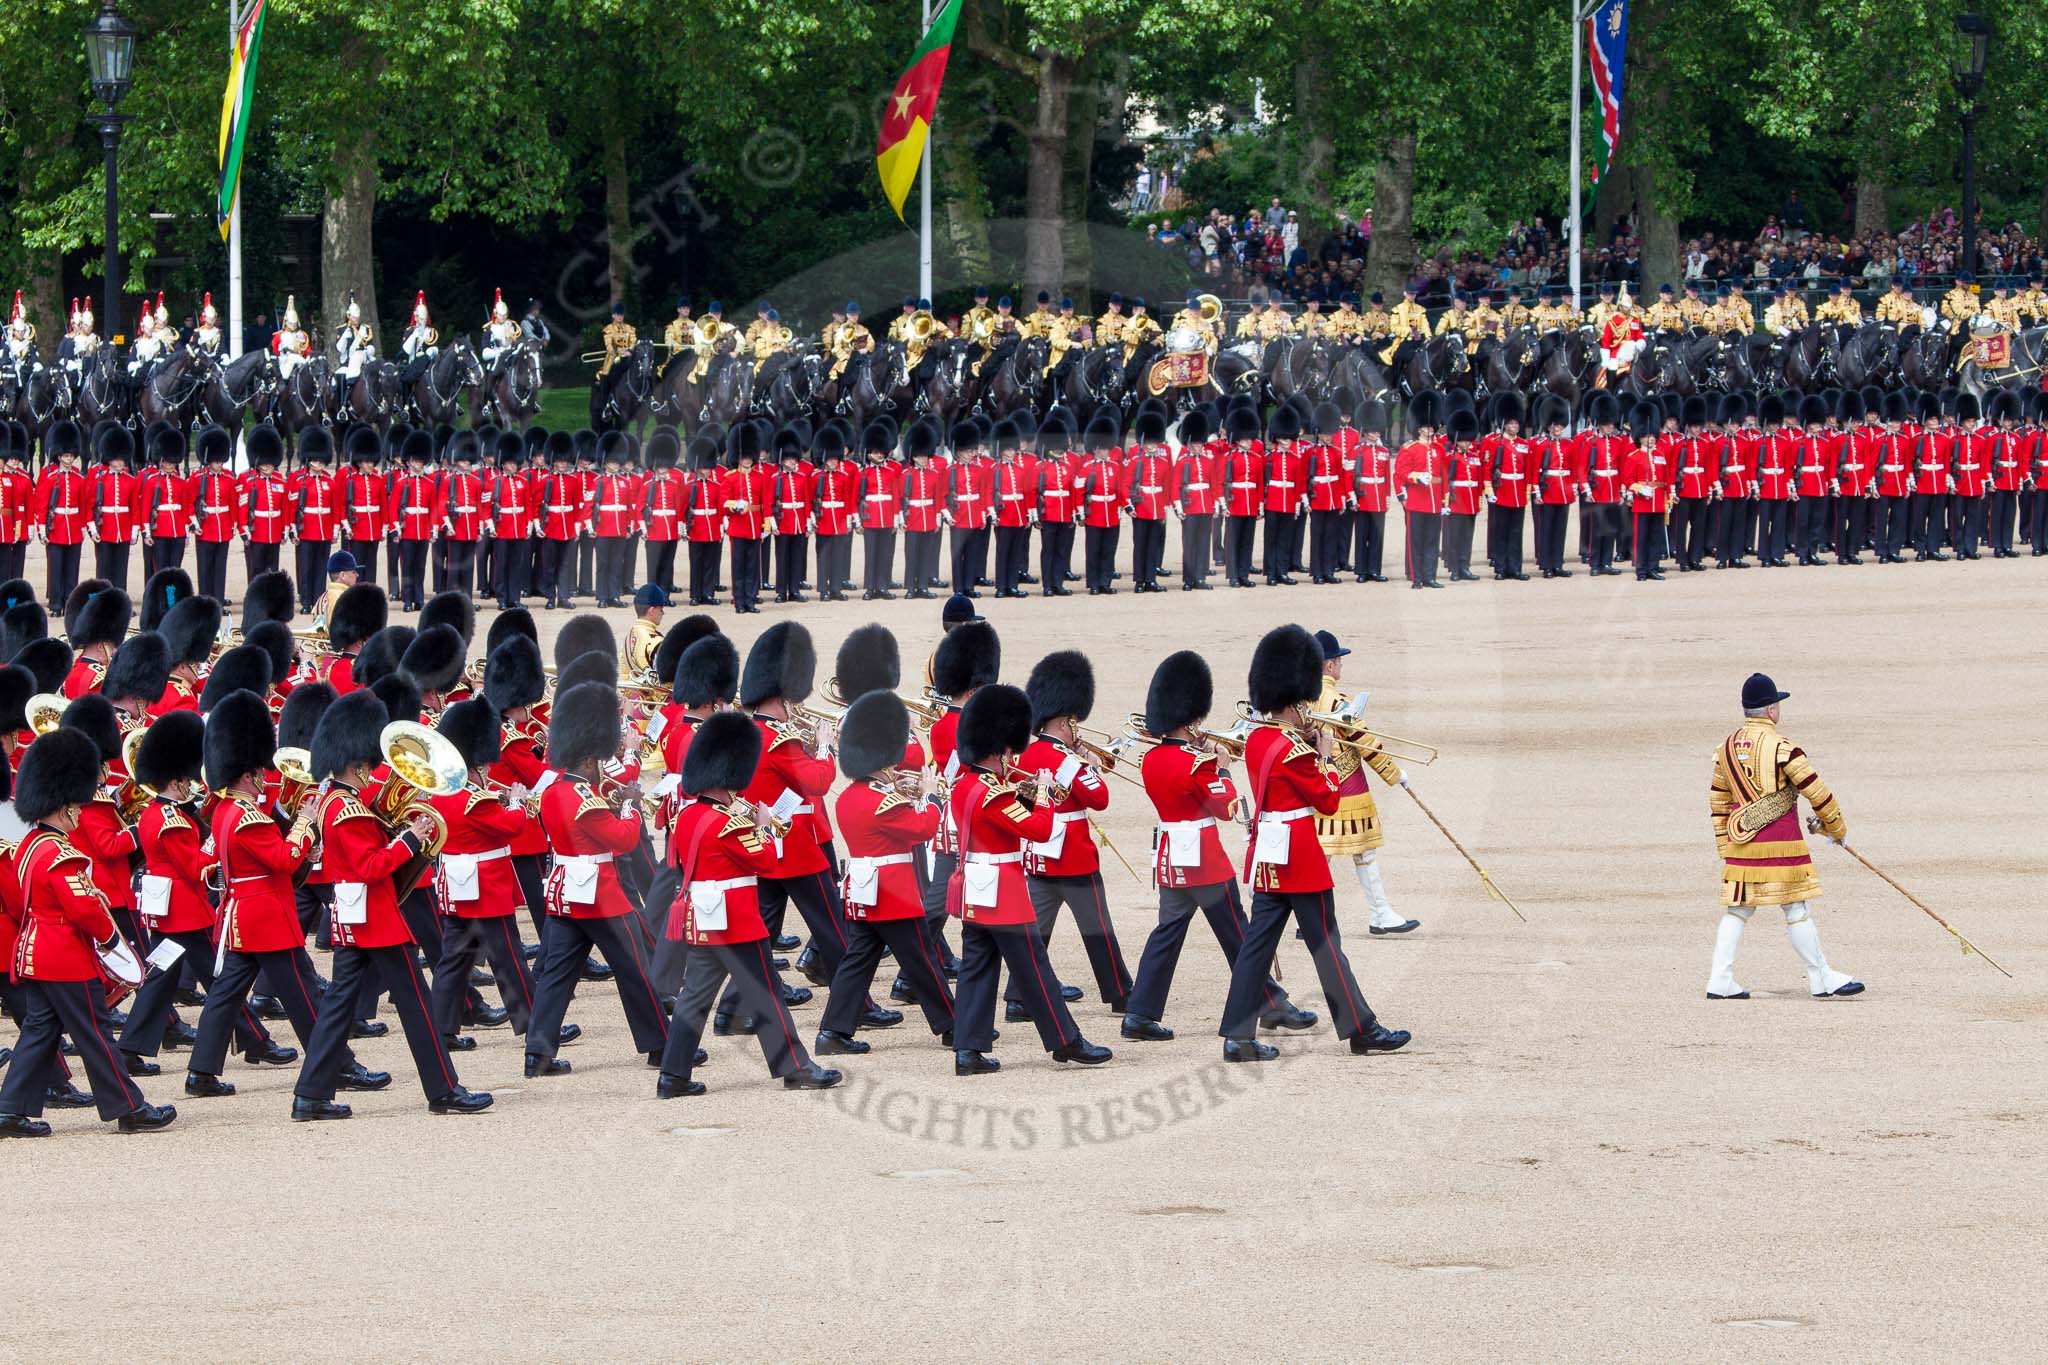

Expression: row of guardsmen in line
xmin=0 ymin=566 xmax=1412 ymax=1134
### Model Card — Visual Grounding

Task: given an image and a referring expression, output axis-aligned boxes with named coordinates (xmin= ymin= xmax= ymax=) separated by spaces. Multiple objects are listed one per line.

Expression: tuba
xmin=25 ymin=693 xmax=66 ymax=737
xmin=374 ymin=721 xmax=462 ymax=898
xmin=1197 ymin=294 xmax=1224 ymax=325
xmin=911 ymin=314 xmax=937 ymax=341
xmin=117 ymin=726 xmax=154 ymax=823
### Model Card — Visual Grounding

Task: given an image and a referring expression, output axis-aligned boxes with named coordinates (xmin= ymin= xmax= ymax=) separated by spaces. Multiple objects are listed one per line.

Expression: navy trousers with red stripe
xmin=191 ymin=945 xmax=336 ymax=1077
xmin=1221 ymin=887 xmax=1377 ymax=1042
xmin=821 ymin=915 xmax=954 ymax=1037
xmin=0 ymin=978 xmax=144 ymax=1121
xmin=1127 ymin=877 xmax=1290 ymax=1024
xmin=662 ymin=938 xmax=809 ymax=1080
xmin=720 ymin=869 xmax=849 ymax=1018
xmin=118 ymin=927 xmax=274 ymax=1059
xmin=524 ymin=913 xmax=669 ymax=1061
xmin=954 ymin=919 xmax=1079 ymax=1053
xmin=1010 ymin=871 xmax=1132 ymax=1008
xmin=431 ymin=913 xmax=537 ymax=1039
xmin=296 ymin=943 xmax=459 ymax=1103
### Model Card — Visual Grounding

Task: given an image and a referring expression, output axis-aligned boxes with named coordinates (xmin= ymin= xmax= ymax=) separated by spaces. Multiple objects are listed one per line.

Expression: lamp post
xmin=1954 ymin=8 xmax=1990 ymax=282
xmin=82 ymin=1 xmax=138 ymax=343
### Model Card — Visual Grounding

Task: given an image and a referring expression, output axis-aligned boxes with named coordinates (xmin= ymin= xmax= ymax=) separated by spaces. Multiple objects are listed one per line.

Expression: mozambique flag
xmin=874 ymin=0 xmax=963 ymax=221
xmin=216 ymin=0 xmax=268 ymax=240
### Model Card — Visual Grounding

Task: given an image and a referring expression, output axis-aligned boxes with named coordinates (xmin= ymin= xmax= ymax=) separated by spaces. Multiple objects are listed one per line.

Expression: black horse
xmin=1053 ymin=342 xmax=1124 ymax=428
xmin=480 ymin=336 xmax=544 ymax=430
xmin=75 ymin=346 xmax=129 ymax=430
xmin=1533 ymin=328 xmax=1596 ymax=413
xmin=1265 ymin=335 xmax=1333 ymax=404
xmin=342 ymin=361 xmax=402 ymax=436
xmin=1835 ymin=323 xmax=1898 ymax=391
xmin=592 ymin=339 xmax=656 ymax=433
xmin=138 ymin=346 xmax=207 ymax=429
xmin=5 ymin=364 xmax=72 ymax=439
xmin=1478 ymin=329 xmax=1540 ymax=400
xmin=1779 ymin=327 xmax=1826 ymax=392
xmin=195 ymin=347 xmax=276 ymax=439
xmin=1330 ymin=343 xmax=1396 ymax=403
xmin=978 ymin=335 xmax=1047 ymax=418
xmin=406 ymin=338 xmax=483 ymax=428
xmin=1401 ymin=333 xmax=1473 ymax=398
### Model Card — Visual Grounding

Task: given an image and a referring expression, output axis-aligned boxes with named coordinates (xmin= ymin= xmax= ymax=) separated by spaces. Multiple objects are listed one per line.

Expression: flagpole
xmin=227 ymin=0 xmax=244 ymax=362
xmin=1568 ymin=0 xmax=1583 ymax=313
xmin=918 ymin=0 xmax=934 ymax=303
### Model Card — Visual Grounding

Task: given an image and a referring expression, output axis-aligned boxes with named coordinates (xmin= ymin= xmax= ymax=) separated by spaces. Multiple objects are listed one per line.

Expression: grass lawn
xmin=533 ymin=386 xmax=591 ymax=432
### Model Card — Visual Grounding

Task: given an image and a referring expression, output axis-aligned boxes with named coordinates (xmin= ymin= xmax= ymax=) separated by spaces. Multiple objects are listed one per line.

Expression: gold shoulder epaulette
xmin=233 ymin=804 xmax=271 ymax=834
xmin=1285 ymin=739 xmax=1316 ymax=764
xmin=576 ymin=792 xmax=612 ymax=820
xmin=873 ymin=787 xmax=909 ymax=814
xmin=159 ymin=804 xmax=192 ymax=834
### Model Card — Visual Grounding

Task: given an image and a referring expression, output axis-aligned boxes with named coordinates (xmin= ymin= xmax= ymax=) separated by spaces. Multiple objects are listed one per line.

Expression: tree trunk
xmin=1364 ymin=130 xmax=1417 ymax=301
xmin=1293 ymin=50 xmax=1335 ymax=232
xmin=1853 ymin=175 xmax=1887 ymax=239
xmin=28 ymin=251 xmax=61 ymax=344
xmin=938 ymin=130 xmax=992 ymax=285
xmin=602 ymin=118 xmax=635 ymax=312
xmin=1022 ymin=53 xmax=1075 ymax=298
xmin=321 ymin=130 xmax=379 ymax=344
xmin=1060 ymin=55 xmax=1100 ymax=302
xmin=1638 ymin=166 xmax=1680 ymax=301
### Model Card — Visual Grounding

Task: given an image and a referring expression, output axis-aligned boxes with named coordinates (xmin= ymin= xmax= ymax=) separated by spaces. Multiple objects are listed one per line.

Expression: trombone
xmin=1120 ymin=712 xmax=1253 ymax=759
xmin=822 ymin=675 xmax=945 ymax=726
xmin=1064 ymin=723 xmax=1146 ymax=787
xmin=1232 ymin=701 xmax=1439 ymax=767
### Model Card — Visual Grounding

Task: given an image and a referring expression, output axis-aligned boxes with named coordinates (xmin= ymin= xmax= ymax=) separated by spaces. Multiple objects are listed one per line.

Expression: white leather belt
xmin=846 ymin=853 xmax=912 ymax=875
xmin=1259 ymin=807 xmax=1311 ymax=823
xmin=470 ymin=846 xmax=512 ymax=863
xmin=253 ymin=508 xmax=281 ymax=517
xmin=1157 ymin=817 xmax=1216 ymax=835
xmin=907 ymin=498 xmax=932 ymax=507
xmin=1498 ymin=472 xmax=1525 ymax=480
xmin=963 ymin=851 xmax=1023 ymax=865
xmin=693 ymin=875 xmax=757 ymax=895
xmin=1231 ymin=481 xmax=1257 ymax=489
xmin=600 ymin=503 xmax=628 ymax=511
xmin=554 ymin=853 xmax=613 ymax=870
xmin=819 ymin=500 xmax=845 ymax=509
xmin=547 ymin=504 xmax=573 ymax=512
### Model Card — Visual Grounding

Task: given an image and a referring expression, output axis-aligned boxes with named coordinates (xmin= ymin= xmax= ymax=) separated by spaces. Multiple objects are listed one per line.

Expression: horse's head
xmin=453 ymin=339 xmax=483 ymax=387
xmin=1442 ymin=333 xmax=1469 ymax=375
xmin=631 ymin=340 xmax=654 ymax=386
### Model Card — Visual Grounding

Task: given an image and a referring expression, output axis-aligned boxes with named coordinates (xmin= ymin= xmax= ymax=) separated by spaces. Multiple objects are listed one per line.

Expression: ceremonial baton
xmin=1808 ymin=817 xmax=2011 ymax=978
xmin=1403 ymin=785 xmax=1525 ymax=922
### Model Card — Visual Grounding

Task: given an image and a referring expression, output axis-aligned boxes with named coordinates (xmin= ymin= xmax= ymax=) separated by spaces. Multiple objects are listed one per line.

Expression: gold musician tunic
xmin=625 ymin=619 xmax=663 ymax=677
xmin=1314 ymin=676 xmax=1403 ymax=855
xmin=1709 ymin=718 xmax=1844 ymax=907
xmin=1873 ymin=291 xmax=1919 ymax=327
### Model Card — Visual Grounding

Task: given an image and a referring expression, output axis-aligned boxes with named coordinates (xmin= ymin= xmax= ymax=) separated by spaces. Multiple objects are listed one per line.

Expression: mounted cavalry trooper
xmin=56 ymin=298 xmax=99 ymax=381
xmin=519 ymin=296 xmax=550 ymax=348
xmin=828 ymin=299 xmax=873 ymax=383
xmin=190 ymin=292 xmax=223 ymax=358
xmin=482 ymin=288 xmax=521 ymax=370
xmin=3 ymin=292 xmax=32 ymax=387
xmin=663 ymin=296 xmax=696 ymax=358
xmin=331 ymin=290 xmax=373 ymax=407
xmin=398 ymin=290 xmax=438 ymax=386
xmin=688 ymin=299 xmax=735 ymax=384
xmin=128 ymin=294 xmax=170 ymax=387
xmin=271 ymin=294 xmax=311 ymax=377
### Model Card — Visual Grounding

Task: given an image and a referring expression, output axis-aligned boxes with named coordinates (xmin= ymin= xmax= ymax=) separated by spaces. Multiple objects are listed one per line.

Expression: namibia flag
xmin=875 ymin=0 xmax=963 ymax=221
xmin=217 ymin=0 xmax=267 ymax=240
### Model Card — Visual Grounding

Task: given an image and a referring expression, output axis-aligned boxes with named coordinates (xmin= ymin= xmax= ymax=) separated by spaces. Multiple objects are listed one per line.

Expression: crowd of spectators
xmin=1148 ymin=187 xmax=2043 ymax=306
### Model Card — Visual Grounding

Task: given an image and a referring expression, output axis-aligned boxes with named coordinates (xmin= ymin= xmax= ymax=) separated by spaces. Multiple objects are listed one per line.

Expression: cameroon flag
xmin=216 ymin=0 xmax=268 ymax=240
xmin=875 ymin=0 xmax=963 ymax=221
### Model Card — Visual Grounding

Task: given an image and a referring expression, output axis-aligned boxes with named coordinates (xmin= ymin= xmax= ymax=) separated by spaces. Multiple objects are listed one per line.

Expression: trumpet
xmin=274 ymin=746 xmax=316 ymax=819
xmin=117 ymin=726 xmax=154 ymax=822
xmin=374 ymin=721 xmax=462 ymax=898
xmin=727 ymin=796 xmax=791 ymax=840
xmin=1062 ymin=727 xmax=1146 ymax=787
xmin=1006 ymin=764 xmax=1069 ymax=806
xmin=291 ymin=628 xmax=335 ymax=660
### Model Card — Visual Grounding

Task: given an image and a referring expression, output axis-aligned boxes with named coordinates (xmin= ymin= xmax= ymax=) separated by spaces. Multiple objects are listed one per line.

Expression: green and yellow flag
xmin=216 ymin=0 xmax=267 ymax=240
xmin=874 ymin=0 xmax=962 ymax=221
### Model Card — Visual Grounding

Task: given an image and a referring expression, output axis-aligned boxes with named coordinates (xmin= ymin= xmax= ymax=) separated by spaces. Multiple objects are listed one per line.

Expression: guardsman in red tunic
xmin=641 ymin=427 xmax=685 ymax=598
xmin=895 ymin=425 xmax=945 ymax=597
xmin=1753 ymin=394 xmax=1799 ymax=566
xmin=1260 ymin=405 xmax=1307 ymax=584
xmin=593 ymin=430 xmax=640 ymax=607
xmin=1392 ymin=392 xmax=1447 ymax=588
xmin=288 ymin=427 xmax=341 ymax=610
xmin=289 ymin=690 xmax=490 ymax=1120
xmin=114 ymin=711 xmax=286 ymax=1072
xmin=721 ymin=426 xmax=772 ymax=614
xmin=681 ymin=434 xmax=726 ymax=607
xmin=1350 ymin=401 xmax=1396 ymax=582
xmin=1221 ymin=626 xmax=1409 ymax=1062
xmin=426 ymin=698 xmax=551 ymax=1051
xmin=1986 ymin=389 xmax=2026 ymax=557
xmin=989 ymin=427 xmax=1036 ymax=598
xmin=1441 ymin=409 xmax=1486 ymax=580
xmin=1221 ymin=408 xmax=1268 ymax=587
xmin=535 ymin=431 xmax=583 ymax=609
xmin=856 ymin=426 xmax=904 ymax=600
xmin=37 ymin=420 xmax=91 ymax=612
xmin=385 ymin=429 xmax=438 ymax=610
xmin=1621 ymin=401 xmax=1673 ymax=580
xmin=1481 ymin=394 xmax=1534 ymax=579
xmin=1872 ymin=391 xmax=1914 ymax=562
xmin=916 ymin=614 xmax=995 ymax=968
xmin=1125 ymin=410 xmax=1173 ymax=593
xmin=945 ymin=423 xmax=993 ymax=598
xmin=486 ymin=432 xmax=533 ymax=607
xmin=1125 ymin=650 xmax=1304 ymax=1041
xmin=62 ymin=585 xmax=129 ymax=699
xmin=1575 ymin=391 xmax=1629 ymax=574
xmin=185 ymin=691 xmax=382 ymax=1099
xmin=1076 ymin=422 xmax=1124 ymax=595
xmin=1950 ymin=391 xmax=1992 ymax=558
xmin=945 ymin=684 xmax=1112 ymax=1075
xmin=1792 ymin=393 xmax=1837 ymax=565
xmin=237 ymin=424 xmax=290 ymax=582
xmin=656 ymin=711 xmax=839 ymax=1096
xmin=1031 ymin=417 xmax=1081 ymax=595
xmin=518 ymin=681 xmax=670 ymax=1078
xmin=1834 ymin=389 xmax=1880 ymax=564
xmin=766 ymin=429 xmax=815 ymax=604
xmin=811 ymin=429 xmax=860 ymax=602
xmin=89 ymin=422 xmax=141 ymax=589
xmin=814 ymin=691 xmax=954 ymax=1054
xmin=1170 ymin=409 xmax=1218 ymax=589
xmin=0 ymin=730 xmax=175 ymax=1135
xmin=2025 ymin=392 xmax=2048 ymax=554
xmin=0 ymin=430 xmax=33 ymax=583
xmin=479 ymin=633 xmax=552 ymax=942
xmin=1909 ymin=389 xmax=1953 ymax=560
xmin=438 ymin=431 xmax=488 ymax=599
xmin=573 ymin=439 xmax=602 ymax=600
xmin=1009 ymin=649 xmax=1133 ymax=1022
xmin=1668 ymin=396 xmax=1718 ymax=572
xmin=1302 ymin=404 xmax=1348 ymax=584
xmin=189 ymin=430 xmax=239 ymax=601
xmin=140 ymin=423 xmax=192 ymax=577
xmin=148 ymin=594 xmax=218 ymax=719
xmin=339 ymin=425 xmax=388 ymax=583
xmin=1716 ymin=394 xmax=1761 ymax=567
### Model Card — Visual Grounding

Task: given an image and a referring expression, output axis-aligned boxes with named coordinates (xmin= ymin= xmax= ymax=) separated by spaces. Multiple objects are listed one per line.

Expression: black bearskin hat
xmin=15 ymin=729 xmax=101 ymax=822
xmin=547 ymin=681 xmax=621 ymax=771
xmin=1247 ymin=624 xmax=1324 ymax=714
xmin=327 ymin=583 xmax=388 ymax=652
xmin=420 ymin=591 xmax=475 ymax=647
xmin=205 ymin=690 xmax=277 ymax=790
xmin=740 ymin=621 xmax=816 ymax=708
xmin=838 ymin=690 xmax=909 ymax=780
xmin=0 ymin=602 xmax=47 ymax=662
xmin=1407 ymin=391 xmax=1442 ymax=436
xmin=1627 ymin=402 xmax=1662 ymax=444
xmin=1026 ymin=649 xmax=1095 ymax=730
xmin=200 ymin=644 xmax=273 ymax=714
xmin=931 ymin=619 xmax=1000 ymax=697
xmin=399 ymin=624 xmax=467 ymax=694
xmin=140 ymin=568 xmax=192 ymax=632
xmin=556 ymin=649 xmax=616 ymax=696
xmin=277 ymin=681 xmax=336 ymax=751
xmin=484 ymin=606 xmax=536 ymax=657
xmin=243 ymin=423 xmax=282 ymax=468
xmin=14 ymin=638 xmax=70 ymax=694
xmin=437 ymin=697 xmax=502 ymax=770
xmin=0 ymin=664 xmax=34 ymax=732
xmin=310 ymin=689 xmax=388 ymax=781
xmin=553 ymin=614 xmax=618 ymax=673
xmin=371 ymin=675 xmax=421 ymax=725
xmin=0 ymin=579 xmax=32 ymax=612
xmin=134 ymin=710 xmax=205 ymax=790
xmin=1758 ymin=393 xmax=1787 ymax=427
xmin=1145 ymin=650 xmax=1214 ymax=737
xmin=242 ymin=570 xmax=295 ymax=631
xmin=246 ymin=621 xmax=295 ymax=685
xmin=674 ymin=635 xmax=739 ymax=708
xmin=59 ymin=693 xmax=121 ymax=764
xmin=103 ymin=632 xmax=170 ymax=704
xmin=352 ymin=625 xmax=415 ymax=689
xmin=958 ymin=683 xmax=1032 ymax=766
xmin=835 ymin=623 xmax=901 ymax=698
xmin=680 ymin=710 xmax=761 ymax=796
xmin=484 ymin=635 xmax=546 ymax=712
xmin=653 ymin=614 xmax=720 ymax=685
xmin=65 ymin=582 xmax=129 ymax=647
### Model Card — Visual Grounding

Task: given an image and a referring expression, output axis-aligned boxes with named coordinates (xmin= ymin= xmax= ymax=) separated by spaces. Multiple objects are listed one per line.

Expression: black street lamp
xmin=82 ymin=0 xmax=137 ymax=343
xmin=1954 ymin=8 xmax=1990 ymax=282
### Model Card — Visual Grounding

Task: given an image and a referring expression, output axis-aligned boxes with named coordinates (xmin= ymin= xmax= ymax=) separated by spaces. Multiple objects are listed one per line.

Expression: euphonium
xmin=25 ymin=693 xmax=66 ymax=737
xmin=375 ymin=721 xmax=463 ymax=898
